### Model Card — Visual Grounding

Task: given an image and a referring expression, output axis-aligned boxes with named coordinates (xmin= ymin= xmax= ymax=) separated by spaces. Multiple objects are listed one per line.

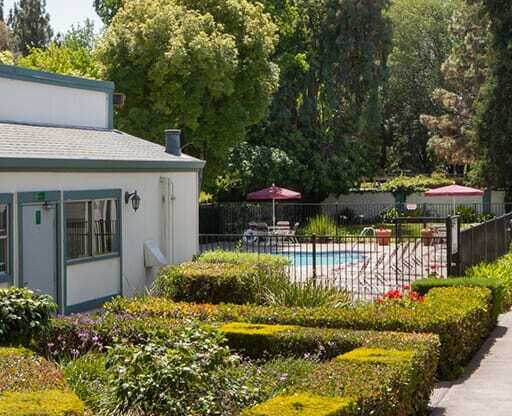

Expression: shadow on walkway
xmin=430 ymin=322 xmax=509 ymax=415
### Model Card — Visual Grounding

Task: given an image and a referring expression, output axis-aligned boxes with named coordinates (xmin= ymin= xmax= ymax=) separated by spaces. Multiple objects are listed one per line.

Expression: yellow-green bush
xmin=0 ymin=347 xmax=84 ymax=416
xmin=0 ymin=390 xmax=84 ymax=416
xmin=242 ymin=393 xmax=356 ymax=416
xmin=336 ymin=347 xmax=413 ymax=364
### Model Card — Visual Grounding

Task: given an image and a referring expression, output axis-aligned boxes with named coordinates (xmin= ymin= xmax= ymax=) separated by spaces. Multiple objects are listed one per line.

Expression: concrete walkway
xmin=430 ymin=312 xmax=512 ymax=415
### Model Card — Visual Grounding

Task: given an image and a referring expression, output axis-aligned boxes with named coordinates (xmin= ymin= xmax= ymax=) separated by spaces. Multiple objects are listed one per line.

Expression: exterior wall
xmin=324 ymin=190 xmax=506 ymax=217
xmin=67 ymin=257 xmax=121 ymax=305
xmin=0 ymin=77 xmax=110 ymax=129
xmin=0 ymin=170 xmax=200 ymax=311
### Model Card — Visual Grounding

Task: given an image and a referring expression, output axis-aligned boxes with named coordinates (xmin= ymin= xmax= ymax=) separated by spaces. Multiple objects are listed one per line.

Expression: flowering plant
xmin=376 ymin=285 xmax=424 ymax=305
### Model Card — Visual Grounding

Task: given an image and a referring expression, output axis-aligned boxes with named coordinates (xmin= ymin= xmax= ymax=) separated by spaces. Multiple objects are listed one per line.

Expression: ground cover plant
xmin=0 ymin=346 xmax=84 ymax=416
xmin=107 ymin=285 xmax=491 ymax=379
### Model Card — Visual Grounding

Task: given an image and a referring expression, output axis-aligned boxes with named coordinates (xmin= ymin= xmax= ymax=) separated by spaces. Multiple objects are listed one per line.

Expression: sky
xmin=3 ymin=0 xmax=104 ymax=35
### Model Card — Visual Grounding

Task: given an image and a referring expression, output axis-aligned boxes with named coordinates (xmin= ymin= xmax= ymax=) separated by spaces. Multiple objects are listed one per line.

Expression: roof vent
xmin=165 ymin=129 xmax=182 ymax=156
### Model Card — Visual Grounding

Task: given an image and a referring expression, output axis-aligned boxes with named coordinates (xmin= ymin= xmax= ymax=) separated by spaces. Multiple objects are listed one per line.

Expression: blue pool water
xmin=275 ymin=251 xmax=365 ymax=267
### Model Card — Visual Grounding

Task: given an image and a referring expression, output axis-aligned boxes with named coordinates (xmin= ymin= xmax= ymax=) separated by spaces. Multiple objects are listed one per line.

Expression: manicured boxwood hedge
xmin=152 ymin=251 xmax=289 ymax=305
xmin=106 ymin=286 xmax=492 ymax=379
xmin=241 ymin=341 xmax=436 ymax=416
xmin=0 ymin=347 xmax=84 ymax=416
xmin=412 ymin=276 xmax=505 ymax=322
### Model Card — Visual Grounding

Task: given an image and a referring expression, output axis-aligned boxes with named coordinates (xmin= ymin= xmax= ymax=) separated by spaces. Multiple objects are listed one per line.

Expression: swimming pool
xmin=275 ymin=251 xmax=365 ymax=267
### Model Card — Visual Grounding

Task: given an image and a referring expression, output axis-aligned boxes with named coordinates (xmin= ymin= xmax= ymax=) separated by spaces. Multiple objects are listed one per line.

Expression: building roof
xmin=0 ymin=122 xmax=205 ymax=172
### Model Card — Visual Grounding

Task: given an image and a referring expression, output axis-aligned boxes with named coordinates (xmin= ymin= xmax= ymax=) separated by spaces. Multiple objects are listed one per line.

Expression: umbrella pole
xmin=452 ymin=196 xmax=456 ymax=216
xmin=272 ymin=199 xmax=276 ymax=227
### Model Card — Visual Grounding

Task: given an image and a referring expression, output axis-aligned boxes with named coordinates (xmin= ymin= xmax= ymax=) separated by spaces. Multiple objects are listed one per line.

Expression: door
xmin=21 ymin=203 xmax=57 ymax=301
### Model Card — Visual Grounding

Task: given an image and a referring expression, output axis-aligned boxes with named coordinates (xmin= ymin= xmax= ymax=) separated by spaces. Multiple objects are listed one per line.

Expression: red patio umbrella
xmin=247 ymin=184 xmax=302 ymax=226
xmin=424 ymin=184 xmax=484 ymax=214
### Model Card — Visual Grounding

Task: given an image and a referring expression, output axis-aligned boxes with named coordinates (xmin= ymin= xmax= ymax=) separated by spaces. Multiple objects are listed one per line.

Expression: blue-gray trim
xmin=66 ymin=252 xmax=120 ymax=266
xmin=17 ymin=191 xmax=62 ymax=313
xmin=65 ymin=293 xmax=120 ymax=314
xmin=0 ymin=64 xmax=114 ymax=93
xmin=0 ymin=158 xmax=205 ymax=172
xmin=63 ymin=189 xmax=123 ymax=310
xmin=0 ymin=193 xmax=13 ymax=284
xmin=18 ymin=190 xmax=60 ymax=203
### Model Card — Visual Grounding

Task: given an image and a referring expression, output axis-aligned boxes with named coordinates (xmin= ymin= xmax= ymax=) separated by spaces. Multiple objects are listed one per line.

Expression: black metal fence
xmin=200 ymin=202 xmax=512 ymax=234
xmin=458 ymin=213 xmax=512 ymax=274
xmin=199 ymin=232 xmax=449 ymax=300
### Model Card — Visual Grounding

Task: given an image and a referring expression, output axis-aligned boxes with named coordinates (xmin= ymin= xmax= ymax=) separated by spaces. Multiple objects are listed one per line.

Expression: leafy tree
xmin=18 ymin=42 xmax=101 ymax=78
xmin=97 ymin=0 xmax=279 ymax=185
xmin=0 ymin=21 xmax=11 ymax=51
xmin=7 ymin=0 xmax=53 ymax=55
xmin=471 ymin=0 xmax=512 ymax=192
xmin=216 ymin=141 xmax=299 ymax=200
xmin=0 ymin=0 xmax=4 ymax=21
xmin=383 ymin=0 xmax=461 ymax=174
xmin=57 ymin=18 xmax=98 ymax=51
xmin=93 ymin=0 xmax=124 ymax=25
xmin=244 ymin=0 xmax=391 ymax=201
xmin=420 ymin=3 xmax=490 ymax=175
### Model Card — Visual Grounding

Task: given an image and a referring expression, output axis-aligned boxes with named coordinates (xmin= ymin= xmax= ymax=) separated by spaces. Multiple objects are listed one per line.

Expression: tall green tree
xmin=57 ymin=18 xmax=97 ymax=51
xmin=471 ymin=0 xmax=512 ymax=192
xmin=420 ymin=3 xmax=490 ymax=176
xmin=243 ymin=0 xmax=391 ymax=201
xmin=93 ymin=0 xmax=124 ymax=25
xmin=97 ymin=0 xmax=279 ymax=185
xmin=7 ymin=0 xmax=53 ymax=55
xmin=383 ymin=0 xmax=461 ymax=174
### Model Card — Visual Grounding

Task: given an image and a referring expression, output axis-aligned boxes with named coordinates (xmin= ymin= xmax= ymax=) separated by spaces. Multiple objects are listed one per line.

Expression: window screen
xmin=65 ymin=199 xmax=118 ymax=261
xmin=0 ymin=205 xmax=8 ymax=274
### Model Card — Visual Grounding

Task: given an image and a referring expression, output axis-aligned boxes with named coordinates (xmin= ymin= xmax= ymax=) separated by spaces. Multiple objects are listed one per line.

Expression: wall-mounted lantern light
xmin=125 ymin=191 xmax=141 ymax=212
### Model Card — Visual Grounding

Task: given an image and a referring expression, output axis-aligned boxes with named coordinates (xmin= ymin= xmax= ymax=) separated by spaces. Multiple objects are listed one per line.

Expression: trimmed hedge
xmin=107 ymin=286 xmax=492 ymax=379
xmin=242 ymin=393 xmax=356 ymax=416
xmin=412 ymin=276 xmax=506 ymax=322
xmin=0 ymin=347 xmax=84 ymax=416
xmin=220 ymin=322 xmax=439 ymax=362
xmin=152 ymin=251 xmax=289 ymax=305
xmin=224 ymin=323 xmax=438 ymax=415
xmin=242 ymin=343 xmax=435 ymax=416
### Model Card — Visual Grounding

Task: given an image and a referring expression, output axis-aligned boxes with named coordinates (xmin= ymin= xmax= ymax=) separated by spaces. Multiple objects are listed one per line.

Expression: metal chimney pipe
xmin=165 ymin=129 xmax=182 ymax=156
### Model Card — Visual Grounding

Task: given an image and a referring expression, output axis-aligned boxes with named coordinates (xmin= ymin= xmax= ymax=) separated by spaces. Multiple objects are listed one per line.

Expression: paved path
xmin=430 ymin=311 xmax=512 ymax=415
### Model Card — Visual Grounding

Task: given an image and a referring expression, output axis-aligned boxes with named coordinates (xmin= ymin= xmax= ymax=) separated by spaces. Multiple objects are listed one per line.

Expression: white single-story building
xmin=0 ymin=64 xmax=205 ymax=314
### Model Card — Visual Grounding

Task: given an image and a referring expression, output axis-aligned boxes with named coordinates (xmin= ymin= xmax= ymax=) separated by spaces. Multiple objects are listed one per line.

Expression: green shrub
xmin=303 ymin=215 xmax=338 ymax=236
xmin=263 ymin=280 xmax=351 ymax=309
xmin=412 ymin=276 xmax=506 ymax=322
xmin=153 ymin=252 xmax=349 ymax=308
xmin=108 ymin=287 xmax=492 ymax=379
xmin=197 ymin=250 xmax=289 ymax=269
xmin=380 ymin=174 xmax=454 ymax=194
xmin=102 ymin=322 xmax=259 ymax=416
xmin=152 ymin=252 xmax=291 ymax=305
xmin=0 ymin=347 xmax=84 ymax=416
xmin=62 ymin=353 xmax=108 ymax=410
xmin=455 ymin=206 xmax=479 ymax=223
xmin=0 ymin=287 xmax=56 ymax=345
xmin=466 ymin=251 xmax=512 ymax=307
xmin=242 ymin=393 xmax=356 ymax=416
xmin=336 ymin=347 xmax=413 ymax=364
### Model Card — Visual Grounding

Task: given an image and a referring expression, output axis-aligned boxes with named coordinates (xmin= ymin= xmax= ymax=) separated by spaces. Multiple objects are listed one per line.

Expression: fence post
xmin=312 ymin=234 xmax=317 ymax=286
